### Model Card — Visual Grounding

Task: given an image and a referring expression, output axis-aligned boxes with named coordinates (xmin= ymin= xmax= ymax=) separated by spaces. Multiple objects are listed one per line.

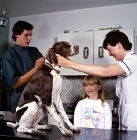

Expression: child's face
xmin=84 ymin=82 xmax=101 ymax=100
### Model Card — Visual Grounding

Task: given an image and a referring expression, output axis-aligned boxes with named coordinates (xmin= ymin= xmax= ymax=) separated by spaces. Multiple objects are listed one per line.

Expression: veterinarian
xmin=1 ymin=20 xmax=47 ymax=121
xmin=74 ymin=75 xmax=112 ymax=129
xmin=56 ymin=29 xmax=137 ymax=131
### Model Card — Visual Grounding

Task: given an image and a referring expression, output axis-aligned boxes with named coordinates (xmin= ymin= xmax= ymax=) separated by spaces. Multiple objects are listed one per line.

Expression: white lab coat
xmin=116 ymin=51 xmax=137 ymax=130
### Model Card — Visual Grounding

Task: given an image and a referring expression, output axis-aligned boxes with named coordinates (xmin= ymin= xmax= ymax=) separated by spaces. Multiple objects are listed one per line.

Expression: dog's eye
xmin=63 ymin=41 xmax=70 ymax=45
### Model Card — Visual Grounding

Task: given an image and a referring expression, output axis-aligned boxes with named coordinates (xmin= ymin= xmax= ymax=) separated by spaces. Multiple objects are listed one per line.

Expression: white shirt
xmin=74 ymin=98 xmax=112 ymax=129
xmin=117 ymin=51 xmax=137 ymax=130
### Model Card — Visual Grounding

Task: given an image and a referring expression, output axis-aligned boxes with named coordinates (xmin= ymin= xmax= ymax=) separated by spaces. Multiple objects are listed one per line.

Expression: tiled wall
xmin=61 ymin=76 xmax=119 ymax=105
xmin=0 ymin=76 xmax=119 ymax=108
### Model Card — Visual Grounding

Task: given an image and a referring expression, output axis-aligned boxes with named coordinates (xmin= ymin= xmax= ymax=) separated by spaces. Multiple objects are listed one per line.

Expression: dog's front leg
xmin=54 ymin=97 xmax=80 ymax=133
xmin=46 ymin=104 xmax=73 ymax=136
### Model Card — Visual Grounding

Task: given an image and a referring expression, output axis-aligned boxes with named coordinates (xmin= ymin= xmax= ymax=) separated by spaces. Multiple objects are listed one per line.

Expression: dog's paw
xmin=40 ymin=125 xmax=52 ymax=131
xmin=45 ymin=125 xmax=52 ymax=131
xmin=27 ymin=128 xmax=37 ymax=134
xmin=68 ymin=124 xmax=81 ymax=133
xmin=61 ymin=129 xmax=73 ymax=136
xmin=71 ymin=126 xmax=81 ymax=133
xmin=17 ymin=127 xmax=37 ymax=134
xmin=35 ymin=124 xmax=52 ymax=131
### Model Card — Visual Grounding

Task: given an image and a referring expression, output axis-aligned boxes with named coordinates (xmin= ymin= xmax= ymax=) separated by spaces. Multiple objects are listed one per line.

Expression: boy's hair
xmin=103 ymin=30 xmax=132 ymax=51
xmin=82 ymin=75 xmax=105 ymax=106
xmin=12 ymin=20 xmax=33 ymax=41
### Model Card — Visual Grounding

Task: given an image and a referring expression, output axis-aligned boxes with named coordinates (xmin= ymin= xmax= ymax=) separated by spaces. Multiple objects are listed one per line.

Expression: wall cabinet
xmin=57 ymin=31 xmax=94 ymax=75
xmin=57 ymin=28 xmax=135 ymax=75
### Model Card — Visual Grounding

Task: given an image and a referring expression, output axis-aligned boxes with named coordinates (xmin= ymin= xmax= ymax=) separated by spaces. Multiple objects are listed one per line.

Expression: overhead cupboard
xmin=57 ymin=31 xmax=94 ymax=75
xmin=57 ymin=28 xmax=135 ymax=75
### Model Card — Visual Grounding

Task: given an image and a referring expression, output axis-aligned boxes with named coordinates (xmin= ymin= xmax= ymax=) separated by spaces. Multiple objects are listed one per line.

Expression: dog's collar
xmin=45 ymin=59 xmax=61 ymax=74
xmin=45 ymin=59 xmax=55 ymax=67
xmin=45 ymin=59 xmax=50 ymax=64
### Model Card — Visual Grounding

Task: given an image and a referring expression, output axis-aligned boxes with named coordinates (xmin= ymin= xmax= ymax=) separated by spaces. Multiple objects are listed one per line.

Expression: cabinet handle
xmin=98 ymin=46 xmax=104 ymax=58
xmin=83 ymin=47 xmax=89 ymax=59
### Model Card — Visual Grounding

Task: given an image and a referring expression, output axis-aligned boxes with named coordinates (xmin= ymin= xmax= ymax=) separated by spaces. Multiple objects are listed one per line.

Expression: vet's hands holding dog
xmin=56 ymin=54 xmax=88 ymax=74
xmin=56 ymin=54 xmax=73 ymax=68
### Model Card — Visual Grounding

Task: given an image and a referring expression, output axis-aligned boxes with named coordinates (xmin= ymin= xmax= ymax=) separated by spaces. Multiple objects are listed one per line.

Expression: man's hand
xmin=34 ymin=57 xmax=45 ymax=71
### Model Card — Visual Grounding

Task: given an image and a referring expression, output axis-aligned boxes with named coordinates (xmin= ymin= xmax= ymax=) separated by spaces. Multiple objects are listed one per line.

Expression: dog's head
xmin=46 ymin=41 xmax=79 ymax=65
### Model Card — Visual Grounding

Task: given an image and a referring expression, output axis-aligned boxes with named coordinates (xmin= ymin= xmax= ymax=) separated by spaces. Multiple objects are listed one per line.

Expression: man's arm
xmin=13 ymin=57 xmax=45 ymax=89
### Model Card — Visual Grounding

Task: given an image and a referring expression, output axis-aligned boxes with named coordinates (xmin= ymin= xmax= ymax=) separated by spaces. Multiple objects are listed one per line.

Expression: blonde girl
xmin=74 ymin=75 xmax=112 ymax=129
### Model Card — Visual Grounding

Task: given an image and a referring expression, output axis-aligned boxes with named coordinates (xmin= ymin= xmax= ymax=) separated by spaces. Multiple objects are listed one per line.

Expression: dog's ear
xmin=49 ymin=48 xmax=58 ymax=65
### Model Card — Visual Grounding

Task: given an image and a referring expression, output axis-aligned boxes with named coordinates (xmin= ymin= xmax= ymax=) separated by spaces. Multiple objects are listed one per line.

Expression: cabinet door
xmin=94 ymin=28 xmax=135 ymax=66
xmin=57 ymin=32 xmax=93 ymax=75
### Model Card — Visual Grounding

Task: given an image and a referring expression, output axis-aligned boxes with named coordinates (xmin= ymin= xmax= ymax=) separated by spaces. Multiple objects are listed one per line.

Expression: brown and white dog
xmin=7 ymin=41 xmax=80 ymax=136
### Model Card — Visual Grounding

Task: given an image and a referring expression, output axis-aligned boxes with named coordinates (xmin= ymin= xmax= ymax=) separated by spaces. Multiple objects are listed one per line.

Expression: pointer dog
xmin=7 ymin=41 xmax=80 ymax=136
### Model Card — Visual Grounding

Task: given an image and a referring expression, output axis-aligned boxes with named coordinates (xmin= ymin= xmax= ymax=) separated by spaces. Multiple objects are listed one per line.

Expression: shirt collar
xmin=124 ymin=51 xmax=135 ymax=60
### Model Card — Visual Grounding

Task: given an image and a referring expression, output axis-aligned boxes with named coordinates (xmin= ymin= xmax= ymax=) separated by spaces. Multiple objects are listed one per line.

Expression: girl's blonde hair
xmin=82 ymin=75 xmax=105 ymax=106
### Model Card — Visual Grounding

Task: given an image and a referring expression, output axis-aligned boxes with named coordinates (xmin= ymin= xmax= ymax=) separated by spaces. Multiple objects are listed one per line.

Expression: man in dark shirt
xmin=2 ymin=21 xmax=46 ymax=121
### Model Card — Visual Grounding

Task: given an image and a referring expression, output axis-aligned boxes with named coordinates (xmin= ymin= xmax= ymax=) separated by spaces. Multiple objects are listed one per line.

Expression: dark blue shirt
xmin=1 ymin=44 xmax=43 ymax=113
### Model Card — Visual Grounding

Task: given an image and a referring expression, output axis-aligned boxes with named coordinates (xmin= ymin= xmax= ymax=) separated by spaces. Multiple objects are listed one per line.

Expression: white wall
xmin=9 ymin=3 xmax=137 ymax=55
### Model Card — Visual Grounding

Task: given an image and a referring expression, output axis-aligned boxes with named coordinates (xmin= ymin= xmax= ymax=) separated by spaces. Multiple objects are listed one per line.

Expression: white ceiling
xmin=0 ymin=0 xmax=137 ymax=18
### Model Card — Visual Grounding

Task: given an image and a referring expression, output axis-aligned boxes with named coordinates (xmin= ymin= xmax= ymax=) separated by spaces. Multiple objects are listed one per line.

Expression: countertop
xmin=0 ymin=120 xmax=137 ymax=140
